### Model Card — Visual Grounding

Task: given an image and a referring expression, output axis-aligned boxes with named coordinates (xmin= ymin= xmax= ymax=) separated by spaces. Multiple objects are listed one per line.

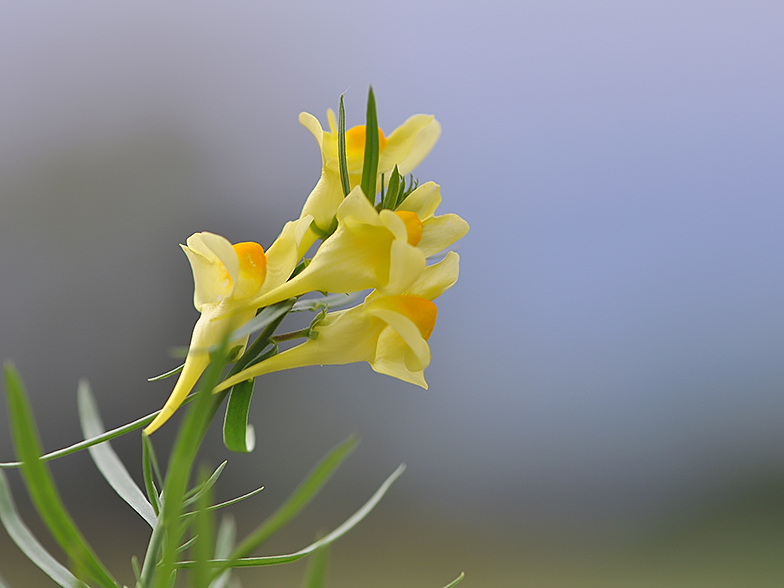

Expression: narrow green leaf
xmin=228 ymin=298 xmax=295 ymax=378
xmin=441 ymin=572 xmax=466 ymax=588
xmin=291 ymin=291 xmax=361 ymax=313
xmin=193 ymin=466 xmax=216 ymax=588
xmin=147 ymin=364 xmax=185 ymax=382
xmin=360 ymin=85 xmax=380 ymax=203
xmin=181 ymin=486 xmax=264 ymax=518
xmin=209 ymin=436 xmax=359 ymax=579
xmin=382 ymin=165 xmax=402 ymax=210
xmin=0 ymin=470 xmax=90 ymax=588
xmin=300 ymin=539 xmax=329 ymax=588
xmin=177 ymin=535 xmax=199 ymax=554
xmin=223 ymin=379 xmax=256 ymax=453
xmin=142 ymin=435 xmax=162 ymax=516
xmin=184 ymin=461 xmax=227 ymax=507
xmin=3 ymin=363 xmax=120 ymax=588
xmin=0 ymin=408 xmax=160 ymax=469
xmin=397 ymin=174 xmax=419 ymax=208
xmin=131 ymin=556 xmax=142 ymax=586
xmin=77 ymin=379 xmax=157 ymax=528
xmin=226 ymin=298 xmax=295 ymax=342
xmin=148 ymin=339 xmax=234 ymax=588
xmin=178 ymin=463 xmax=406 ymax=570
xmin=337 ymin=94 xmax=351 ymax=197
xmin=209 ymin=516 xmax=236 ymax=588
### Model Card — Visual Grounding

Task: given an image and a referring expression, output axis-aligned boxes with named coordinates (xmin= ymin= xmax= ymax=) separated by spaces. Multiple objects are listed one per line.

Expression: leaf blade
xmin=209 ymin=435 xmax=359 ymax=579
xmin=223 ymin=379 xmax=256 ymax=453
xmin=178 ymin=463 xmax=405 ymax=570
xmin=0 ymin=470 xmax=90 ymax=588
xmin=3 ymin=363 xmax=120 ymax=588
xmin=360 ymin=86 xmax=380 ymax=203
xmin=338 ymin=94 xmax=351 ymax=197
xmin=77 ymin=379 xmax=157 ymax=528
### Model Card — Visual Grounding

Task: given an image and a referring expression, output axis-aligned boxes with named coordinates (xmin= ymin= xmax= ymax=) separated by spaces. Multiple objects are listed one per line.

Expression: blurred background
xmin=1 ymin=2 xmax=782 ymax=586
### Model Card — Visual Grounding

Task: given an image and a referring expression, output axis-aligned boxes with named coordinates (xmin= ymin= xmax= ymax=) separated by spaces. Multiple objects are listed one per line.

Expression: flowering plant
xmin=1 ymin=87 xmax=467 ymax=588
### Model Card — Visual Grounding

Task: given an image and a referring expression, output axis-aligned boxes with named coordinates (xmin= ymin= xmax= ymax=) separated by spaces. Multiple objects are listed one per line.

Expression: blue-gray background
xmin=1 ymin=2 xmax=782 ymax=586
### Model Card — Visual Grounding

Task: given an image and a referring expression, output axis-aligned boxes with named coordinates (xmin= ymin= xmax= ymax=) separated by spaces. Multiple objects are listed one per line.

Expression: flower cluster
xmin=145 ymin=90 xmax=468 ymax=435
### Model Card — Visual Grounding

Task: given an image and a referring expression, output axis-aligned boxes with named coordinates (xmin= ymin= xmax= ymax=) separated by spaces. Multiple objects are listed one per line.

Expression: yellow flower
xmin=298 ymin=108 xmax=441 ymax=244
xmin=394 ymin=181 xmax=470 ymax=258
xmin=145 ymin=219 xmax=312 ymax=435
xmin=216 ymin=252 xmax=460 ymax=392
xmin=247 ymin=187 xmax=428 ymax=309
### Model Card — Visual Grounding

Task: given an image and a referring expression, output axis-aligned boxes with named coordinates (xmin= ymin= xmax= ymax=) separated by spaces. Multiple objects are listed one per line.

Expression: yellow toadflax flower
xmin=393 ymin=181 xmax=470 ymax=258
xmin=145 ymin=219 xmax=312 ymax=435
xmin=298 ymin=107 xmax=441 ymax=241
xmin=216 ymin=252 xmax=460 ymax=392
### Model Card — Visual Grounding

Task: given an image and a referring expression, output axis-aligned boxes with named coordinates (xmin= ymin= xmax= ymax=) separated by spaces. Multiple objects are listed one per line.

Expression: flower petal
xmin=417 ymin=213 xmax=470 ymax=258
xmin=260 ymin=216 xmax=313 ymax=295
xmin=379 ymin=115 xmax=440 ymax=176
xmin=383 ymin=239 xmax=426 ymax=295
xmin=406 ymin=252 xmax=460 ymax=300
xmin=371 ymin=328 xmax=429 ymax=389
xmin=298 ymin=112 xmax=324 ymax=154
xmin=395 ymin=181 xmax=441 ymax=220
xmin=183 ymin=232 xmax=239 ymax=310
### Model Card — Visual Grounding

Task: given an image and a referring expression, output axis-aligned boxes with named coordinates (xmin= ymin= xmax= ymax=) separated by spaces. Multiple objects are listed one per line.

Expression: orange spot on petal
xmin=345 ymin=125 xmax=388 ymax=161
xmin=394 ymin=211 xmax=423 ymax=246
xmin=232 ymin=242 xmax=267 ymax=299
xmin=389 ymin=295 xmax=437 ymax=340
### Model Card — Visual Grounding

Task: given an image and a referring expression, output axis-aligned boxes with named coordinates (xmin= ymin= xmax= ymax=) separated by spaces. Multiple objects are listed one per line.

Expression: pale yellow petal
xmin=395 ymin=119 xmax=441 ymax=177
xmin=379 ymin=208 xmax=410 ymax=242
xmin=144 ymin=349 xmax=210 ymax=435
xmin=260 ymin=216 xmax=312 ymax=295
xmin=418 ymin=214 xmax=470 ymax=258
xmin=395 ymin=181 xmax=441 ymax=220
xmin=299 ymin=167 xmax=345 ymax=233
xmin=298 ymin=112 xmax=324 ymax=153
xmin=183 ymin=232 xmax=238 ymax=310
xmin=379 ymin=115 xmax=440 ymax=175
xmin=382 ymin=239 xmax=426 ymax=296
xmin=327 ymin=109 xmax=337 ymax=135
xmin=371 ymin=328 xmax=429 ymax=389
xmin=365 ymin=306 xmax=431 ymax=371
xmin=406 ymin=252 xmax=460 ymax=300
xmin=337 ymin=187 xmax=384 ymax=227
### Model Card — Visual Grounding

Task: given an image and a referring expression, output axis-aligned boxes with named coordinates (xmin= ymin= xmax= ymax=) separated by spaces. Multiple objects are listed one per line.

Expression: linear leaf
xmin=77 ymin=379 xmax=157 ymax=528
xmin=360 ymin=86 xmax=380 ymax=203
xmin=3 ymin=363 xmax=120 ymax=588
xmin=184 ymin=462 xmax=227 ymax=507
xmin=209 ymin=436 xmax=359 ymax=578
xmin=0 ymin=409 xmax=158 ymax=469
xmin=0 ymin=470 xmax=90 ymax=588
xmin=147 ymin=364 xmax=185 ymax=382
xmin=292 ymin=291 xmax=362 ymax=313
xmin=300 ymin=539 xmax=329 ymax=588
xmin=181 ymin=486 xmax=264 ymax=518
xmin=193 ymin=466 xmax=216 ymax=588
xmin=441 ymin=572 xmax=465 ymax=588
xmin=145 ymin=343 xmax=234 ymax=588
xmin=178 ymin=463 xmax=405 ymax=570
xmin=223 ymin=379 xmax=256 ymax=453
xmin=338 ymin=94 xmax=351 ymax=197
xmin=142 ymin=435 xmax=162 ymax=516
xmin=208 ymin=515 xmax=236 ymax=588
xmin=382 ymin=165 xmax=402 ymax=210
xmin=226 ymin=299 xmax=295 ymax=342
